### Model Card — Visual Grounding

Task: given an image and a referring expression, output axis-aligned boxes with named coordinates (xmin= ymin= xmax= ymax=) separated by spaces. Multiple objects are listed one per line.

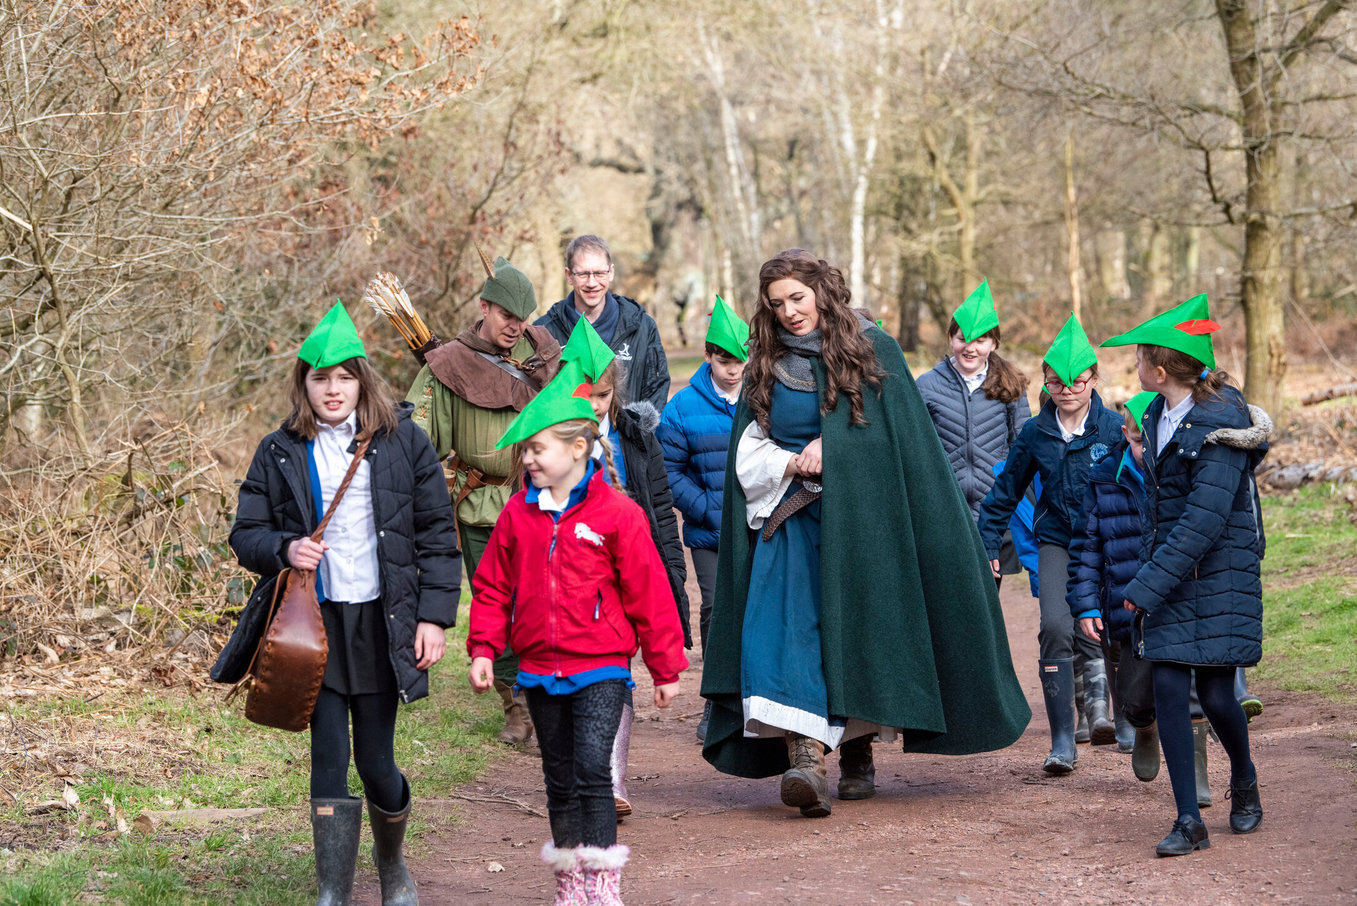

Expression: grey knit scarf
xmin=772 ymin=311 xmax=874 ymax=391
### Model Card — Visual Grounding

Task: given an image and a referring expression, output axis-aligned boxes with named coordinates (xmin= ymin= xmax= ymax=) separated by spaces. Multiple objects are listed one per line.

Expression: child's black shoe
xmin=1155 ymin=815 xmax=1210 ymax=857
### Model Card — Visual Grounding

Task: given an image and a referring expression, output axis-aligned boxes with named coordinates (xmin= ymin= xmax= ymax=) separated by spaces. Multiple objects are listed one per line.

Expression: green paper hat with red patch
xmin=1123 ymin=391 xmax=1159 ymax=427
xmin=1043 ymin=313 xmax=1099 ymax=387
xmin=561 ymin=315 xmax=616 ymax=381
xmin=495 ymin=360 xmax=598 ymax=449
xmin=952 ymin=280 xmax=1001 ymax=342
xmin=705 ymin=295 xmax=750 ymax=361
xmin=1100 ymin=293 xmax=1220 ymax=369
xmin=298 ymin=301 xmax=367 ymax=369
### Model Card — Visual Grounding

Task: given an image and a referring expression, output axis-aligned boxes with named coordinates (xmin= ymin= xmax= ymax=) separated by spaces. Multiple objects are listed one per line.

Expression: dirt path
xmin=376 ymin=559 xmax=1357 ymax=906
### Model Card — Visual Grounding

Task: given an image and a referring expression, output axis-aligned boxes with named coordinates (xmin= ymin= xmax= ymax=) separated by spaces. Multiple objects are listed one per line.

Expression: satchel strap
xmin=310 ymin=435 xmax=373 ymax=541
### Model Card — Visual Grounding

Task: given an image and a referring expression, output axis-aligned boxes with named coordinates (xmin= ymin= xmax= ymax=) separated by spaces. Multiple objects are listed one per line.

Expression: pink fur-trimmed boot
xmin=577 ymin=844 xmax=628 ymax=905
xmin=541 ymin=842 xmax=587 ymax=906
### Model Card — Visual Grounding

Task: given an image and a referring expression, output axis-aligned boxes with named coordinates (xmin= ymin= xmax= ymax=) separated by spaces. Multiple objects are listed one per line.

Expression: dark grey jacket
xmin=536 ymin=293 xmax=671 ymax=412
xmin=916 ymin=358 xmax=1030 ymax=519
xmin=228 ymin=404 xmax=460 ymax=703
xmin=1126 ymin=388 xmax=1270 ymax=667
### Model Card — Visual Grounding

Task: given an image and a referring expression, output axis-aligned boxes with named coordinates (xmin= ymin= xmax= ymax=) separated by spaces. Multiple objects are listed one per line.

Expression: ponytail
xmin=1138 ymin=344 xmax=1234 ymax=403
xmin=982 ymin=352 xmax=1029 ymax=405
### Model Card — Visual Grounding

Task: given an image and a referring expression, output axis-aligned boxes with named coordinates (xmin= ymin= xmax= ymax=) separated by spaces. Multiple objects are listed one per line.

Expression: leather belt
xmin=761 ymin=480 xmax=822 ymax=541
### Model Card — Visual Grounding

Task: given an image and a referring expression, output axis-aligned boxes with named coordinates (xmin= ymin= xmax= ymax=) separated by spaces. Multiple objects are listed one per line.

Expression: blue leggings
xmin=1152 ymin=662 xmax=1256 ymax=821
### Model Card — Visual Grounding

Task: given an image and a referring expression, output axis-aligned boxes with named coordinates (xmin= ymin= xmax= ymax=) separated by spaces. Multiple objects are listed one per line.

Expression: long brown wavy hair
xmin=744 ymin=249 xmax=884 ymax=432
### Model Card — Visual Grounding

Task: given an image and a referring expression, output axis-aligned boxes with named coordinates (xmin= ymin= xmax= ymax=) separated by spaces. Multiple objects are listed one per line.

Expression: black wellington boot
xmin=368 ymin=778 xmax=418 ymax=906
xmin=1039 ymin=658 xmax=1078 ymax=775
xmin=836 ymin=735 xmax=876 ymax=800
xmin=312 ymin=797 xmax=363 ymax=906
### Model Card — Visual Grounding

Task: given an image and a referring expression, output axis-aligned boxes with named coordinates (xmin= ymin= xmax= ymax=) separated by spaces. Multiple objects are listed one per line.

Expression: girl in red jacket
xmin=468 ymin=362 xmax=687 ymax=906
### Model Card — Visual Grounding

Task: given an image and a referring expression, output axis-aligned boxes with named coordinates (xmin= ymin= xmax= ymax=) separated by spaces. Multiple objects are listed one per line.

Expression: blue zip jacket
xmin=657 ymin=362 xmax=737 ymax=551
xmin=977 ymin=391 xmax=1122 ymax=557
xmin=1125 ymin=386 xmax=1269 ymax=666
xmin=1067 ymin=441 xmax=1145 ymax=642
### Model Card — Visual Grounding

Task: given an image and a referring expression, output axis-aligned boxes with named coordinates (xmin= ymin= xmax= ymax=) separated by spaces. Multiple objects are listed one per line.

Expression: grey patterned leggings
xmin=524 ymin=679 xmax=627 ymax=849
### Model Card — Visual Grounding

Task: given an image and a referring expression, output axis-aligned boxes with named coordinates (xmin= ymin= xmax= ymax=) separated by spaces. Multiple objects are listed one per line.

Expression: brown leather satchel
xmin=233 ymin=436 xmax=372 ymax=732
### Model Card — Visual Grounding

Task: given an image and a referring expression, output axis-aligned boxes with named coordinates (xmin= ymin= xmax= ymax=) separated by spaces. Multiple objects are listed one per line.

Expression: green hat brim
xmin=495 ymin=361 xmax=599 ymax=449
xmin=560 ymin=316 xmax=617 ymax=381
xmin=1043 ymin=313 xmax=1099 ymax=387
xmin=298 ymin=301 xmax=367 ymax=369
xmin=952 ymin=280 xmax=1000 ymax=342
xmin=1123 ymin=391 xmax=1159 ymax=426
xmin=1100 ymin=294 xmax=1218 ymax=369
xmin=705 ymin=295 xmax=749 ymax=361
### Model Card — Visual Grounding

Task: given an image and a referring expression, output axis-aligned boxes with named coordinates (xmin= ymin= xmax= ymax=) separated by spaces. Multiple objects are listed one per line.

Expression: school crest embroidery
xmin=1090 ymin=442 xmax=1110 ymax=463
xmin=574 ymin=523 xmax=605 ymax=547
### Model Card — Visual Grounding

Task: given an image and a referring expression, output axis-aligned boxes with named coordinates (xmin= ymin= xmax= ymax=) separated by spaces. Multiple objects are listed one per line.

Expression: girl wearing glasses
xmin=978 ymin=314 xmax=1122 ymax=776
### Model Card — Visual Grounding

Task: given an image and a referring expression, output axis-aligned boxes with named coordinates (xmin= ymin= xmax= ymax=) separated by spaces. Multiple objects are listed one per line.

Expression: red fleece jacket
xmin=467 ymin=471 xmax=688 ymax=685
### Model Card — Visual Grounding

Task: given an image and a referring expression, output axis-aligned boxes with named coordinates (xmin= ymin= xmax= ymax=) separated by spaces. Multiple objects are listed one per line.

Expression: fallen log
xmin=132 ymin=807 xmax=267 ymax=835
xmin=1301 ymin=383 xmax=1357 ymax=406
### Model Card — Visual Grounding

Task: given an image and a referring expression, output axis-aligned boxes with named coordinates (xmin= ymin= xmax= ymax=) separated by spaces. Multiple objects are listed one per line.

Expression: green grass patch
xmin=1255 ymin=484 xmax=1357 ymax=703
xmin=1 ymin=617 xmax=502 ymax=905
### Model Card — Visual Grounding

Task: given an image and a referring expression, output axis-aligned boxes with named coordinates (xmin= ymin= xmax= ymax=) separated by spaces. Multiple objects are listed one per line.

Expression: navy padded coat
xmin=917 ymin=358 xmax=1030 ymax=519
xmin=537 ymin=293 xmax=671 ymax=413
xmin=978 ymin=391 xmax=1123 ymax=557
xmin=1124 ymin=387 xmax=1270 ymax=667
xmin=657 ymin=362 xmax=737 ymax=550
xmin=1067 ymin=441 xmax=1145 ymax=642
xmin=615 ymin=401 xmax=693 ymax=649
xmin=229 ymin=404 xmax=461 ymax=703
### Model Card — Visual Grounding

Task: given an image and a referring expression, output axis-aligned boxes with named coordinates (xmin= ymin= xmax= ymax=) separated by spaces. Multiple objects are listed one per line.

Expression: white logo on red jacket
xmin=574 ymin=523 xmax=605 ymax=547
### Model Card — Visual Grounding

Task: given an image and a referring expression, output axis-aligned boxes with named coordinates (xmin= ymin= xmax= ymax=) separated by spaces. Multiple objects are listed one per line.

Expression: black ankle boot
xmin=1155 ymin=815 xmax=1210 ymax=857
xmin=1228 ymin=776 xmax=1263 ymax=834
xmin=836 ymin=735 xmax=876 ymax=800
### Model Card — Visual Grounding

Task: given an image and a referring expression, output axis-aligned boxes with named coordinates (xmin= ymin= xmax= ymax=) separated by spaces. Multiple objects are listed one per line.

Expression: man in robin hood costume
xmin=406 ymin=254 xmax=561 ymax=746
xmin=699 ymin=249 xmax=1029 ymax=818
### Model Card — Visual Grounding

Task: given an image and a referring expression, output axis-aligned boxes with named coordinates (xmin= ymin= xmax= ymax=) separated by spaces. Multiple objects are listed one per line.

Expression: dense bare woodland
xmin=2 ymin=0 xmax=1355 ymax=660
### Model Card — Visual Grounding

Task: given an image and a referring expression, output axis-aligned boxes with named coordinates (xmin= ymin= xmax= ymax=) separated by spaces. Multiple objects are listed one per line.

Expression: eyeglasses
xmin=1043 ymin=378 xmax=1089 ymax=393
xmin=569 ymin=268 xmax=612 ymax=282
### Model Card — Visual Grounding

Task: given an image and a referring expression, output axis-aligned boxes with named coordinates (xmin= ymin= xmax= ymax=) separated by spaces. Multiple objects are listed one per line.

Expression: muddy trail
xmin=370 ymin=559 xmax=1357 ymax=905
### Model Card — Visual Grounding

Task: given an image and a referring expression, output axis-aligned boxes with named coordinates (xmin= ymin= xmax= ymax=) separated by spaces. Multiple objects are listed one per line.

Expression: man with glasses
xmin=536 ymin=235 xmax=672 ymax=412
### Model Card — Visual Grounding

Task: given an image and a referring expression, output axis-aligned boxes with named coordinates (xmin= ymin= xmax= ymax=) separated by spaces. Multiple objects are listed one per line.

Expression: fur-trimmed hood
xmin=622 ymin=399 xmax=661 ymax=433
xmin=1206 ymin=404 xmax=1273 ymax=451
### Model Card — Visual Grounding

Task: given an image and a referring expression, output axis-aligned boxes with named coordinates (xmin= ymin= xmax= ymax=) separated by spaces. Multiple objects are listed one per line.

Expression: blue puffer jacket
xmin=978 ymin=391 xmax=1123 ymax=557
xmin=657 ymin=362 xmax=737 ymax=550
xmin=917 ymin=358 xmax=1030 ymax=520
xmin=1125 ymin=387 xmax=1270 ymax=666
xmin=1067 ymin=441 xmax=1145 ymax=642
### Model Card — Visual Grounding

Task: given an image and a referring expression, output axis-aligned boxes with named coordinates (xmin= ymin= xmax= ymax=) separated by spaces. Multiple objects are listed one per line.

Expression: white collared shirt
xmin=715 ymin=383 xmax=741 ymax=405
xmin=312 ymin=413 xmax=380 ymax=603
xmin=1058 ymin=409 xmax=1088 ymax=444
xmin=950 ymin=357 xmax=988 ymax=395
xmin=1157 ymin=393 xmax=1195 ymax=456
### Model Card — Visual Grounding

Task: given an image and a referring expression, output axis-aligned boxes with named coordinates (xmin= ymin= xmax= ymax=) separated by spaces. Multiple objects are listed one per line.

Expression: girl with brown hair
xmin=700 ymin=249 xmax=1030 ymax=818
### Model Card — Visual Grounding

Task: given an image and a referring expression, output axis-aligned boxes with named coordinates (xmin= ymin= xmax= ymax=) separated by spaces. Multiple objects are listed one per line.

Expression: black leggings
xmin=1152 ymin=662 xmax=1255 ymax=821
xmin=310 ymin=687 xmax=405 ymax=812
xmin=525 ymin=680 xmax=627 ymax=849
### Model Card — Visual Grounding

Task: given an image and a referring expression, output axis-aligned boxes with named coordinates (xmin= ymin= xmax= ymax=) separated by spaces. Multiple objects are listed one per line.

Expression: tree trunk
xmin=1064 ymin=128 xmax=1082 ymax=321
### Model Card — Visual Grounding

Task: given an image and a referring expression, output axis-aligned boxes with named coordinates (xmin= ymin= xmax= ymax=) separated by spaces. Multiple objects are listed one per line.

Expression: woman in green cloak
xmin=699 ymin=249 xmax=1030 ymax=817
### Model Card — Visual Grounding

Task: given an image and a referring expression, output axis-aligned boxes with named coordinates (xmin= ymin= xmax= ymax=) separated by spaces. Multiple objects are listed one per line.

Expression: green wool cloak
xmin=700 ymin=327 xmax=1030 ymax=778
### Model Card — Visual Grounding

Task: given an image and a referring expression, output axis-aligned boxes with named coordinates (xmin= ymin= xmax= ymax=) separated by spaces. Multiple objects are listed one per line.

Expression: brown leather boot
xmin=837 ymin=735 xmax=876 ymax=800
xmin=781 ymin=734 xmax=831 ymax=818
xmin=494 ymin=680 xmax=534 ymax=746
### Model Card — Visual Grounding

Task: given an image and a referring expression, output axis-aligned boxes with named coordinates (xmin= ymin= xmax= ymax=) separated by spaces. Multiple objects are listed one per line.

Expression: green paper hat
xmin=1100 ymin=293 xmax=1219 ymax=369
xmin=952 ymin=280 xmax=1000 ymax=342
xmin=298 ymin=301 xmax=367 ymax=369
xmin=705 ymin=295 xmax=750 ymax=361
xmin=495 ymin=361 xmax=598 ymax=450
xmin=1043 ymin=313 xmax=1099 ymax=387
xmin=561 ymin=315 xmax=616 ymax=381
xmin=1123 ymin=391 xmax=1158 ymax=426
xmin=480 ymin=256 xmax=538 ymax=321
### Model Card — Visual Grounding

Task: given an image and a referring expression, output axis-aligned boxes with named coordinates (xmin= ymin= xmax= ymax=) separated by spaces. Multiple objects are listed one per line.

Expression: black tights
xmin=525 ymin=679 xmax=627 ymax=849
xmin=1152 ymin=663 xmax=1255 ymax=822
xmin=310 ymin=687 xmax=405 ymax=812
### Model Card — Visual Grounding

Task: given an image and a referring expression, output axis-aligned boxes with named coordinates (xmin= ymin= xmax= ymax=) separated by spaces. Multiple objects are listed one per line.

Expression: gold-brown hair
xmin=744 ymin=249 xmax=884 ymax=432
xmin=284 ymin=357 xmax=400 ymax=440
xmin=512 ymin=417 xmax=621 ymax=489
xmin=1137 ymin=344 xmax=1233 ymax=403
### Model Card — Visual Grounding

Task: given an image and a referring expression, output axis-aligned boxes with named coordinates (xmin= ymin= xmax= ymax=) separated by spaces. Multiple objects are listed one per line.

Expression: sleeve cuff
xmin=1076 ymin=609 xmax=1100 ymax=620
xmin=467 ymin=643 xmax=497 ymax=661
